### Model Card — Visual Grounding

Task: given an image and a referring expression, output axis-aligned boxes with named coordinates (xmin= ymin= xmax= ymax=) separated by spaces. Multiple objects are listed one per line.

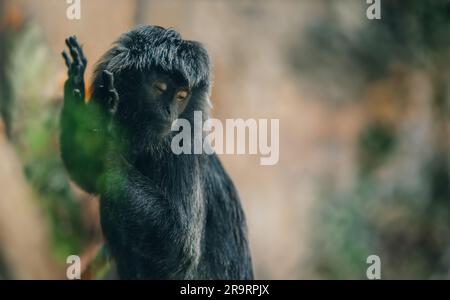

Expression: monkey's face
xmin=131 ymin=71 xmax=191 ymax=135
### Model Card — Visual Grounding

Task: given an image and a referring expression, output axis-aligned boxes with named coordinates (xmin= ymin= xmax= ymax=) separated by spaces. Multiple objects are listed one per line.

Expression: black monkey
xmin=60 ymin=25 xmax=253 ymax=279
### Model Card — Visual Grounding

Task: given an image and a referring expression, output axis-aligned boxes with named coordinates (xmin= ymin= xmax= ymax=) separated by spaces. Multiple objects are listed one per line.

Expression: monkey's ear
xmin=102 ymin=70 xmax=120 ymax=115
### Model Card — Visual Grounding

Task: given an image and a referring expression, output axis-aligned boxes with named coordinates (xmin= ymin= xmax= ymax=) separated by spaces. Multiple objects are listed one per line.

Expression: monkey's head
xmin=90 ymin=25 xmax=212 ymax=151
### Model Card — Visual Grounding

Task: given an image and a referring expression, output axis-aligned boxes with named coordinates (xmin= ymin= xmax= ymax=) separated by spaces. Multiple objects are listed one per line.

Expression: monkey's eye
xmin=176 ymin=90 xmax=189 ymax=101
xmin=153 ymin=82 xmax=167 ymax=93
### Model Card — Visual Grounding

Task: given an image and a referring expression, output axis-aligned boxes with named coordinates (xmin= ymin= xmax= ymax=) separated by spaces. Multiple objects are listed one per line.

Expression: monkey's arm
xmin=200 ymin=154 xmax=254 ymax=279
xmin=60 ymin=36 xmax=110 ymax=194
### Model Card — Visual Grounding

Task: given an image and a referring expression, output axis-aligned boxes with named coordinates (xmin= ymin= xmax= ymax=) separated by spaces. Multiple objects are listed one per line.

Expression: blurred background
xmin=0 ymin=0 xmax=449 ymax=279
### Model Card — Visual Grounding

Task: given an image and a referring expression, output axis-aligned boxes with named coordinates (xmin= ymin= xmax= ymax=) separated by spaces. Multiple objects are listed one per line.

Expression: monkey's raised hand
xmin=60 ymin=36 xmax=106 ymax=194
xmin=62 ymin=36 xmax=87 ymax=101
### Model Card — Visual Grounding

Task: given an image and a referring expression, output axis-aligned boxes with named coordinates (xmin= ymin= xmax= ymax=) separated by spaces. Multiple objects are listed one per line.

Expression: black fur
xmin=60 ymin=25 xmax=253 ymax=279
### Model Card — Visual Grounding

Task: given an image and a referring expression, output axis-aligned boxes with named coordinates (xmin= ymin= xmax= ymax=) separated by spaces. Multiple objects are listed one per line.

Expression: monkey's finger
xmin=67 ymin=37 xmax=79 ymax=61
xmin=65 ymin=38 xmax=74 ymax=56
xmin=62 ymin=50 xmax=71 ymax=69
xmin=68 ymin=36 xmax=86 ymax=65
xmin=70 ymin=36 xmax=88 ymax=68
xmin=69 ymin=35 xmax=77 ymax=46
xmin=66 ymin=37 xmax=81 ymax=66
xmin=81 ymin=51 xmax=87 ymax=68
xmin=79 ymin=46 xmax=87 ymax=68
xmin=65 ymin=37 xmax=71 ymax=48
